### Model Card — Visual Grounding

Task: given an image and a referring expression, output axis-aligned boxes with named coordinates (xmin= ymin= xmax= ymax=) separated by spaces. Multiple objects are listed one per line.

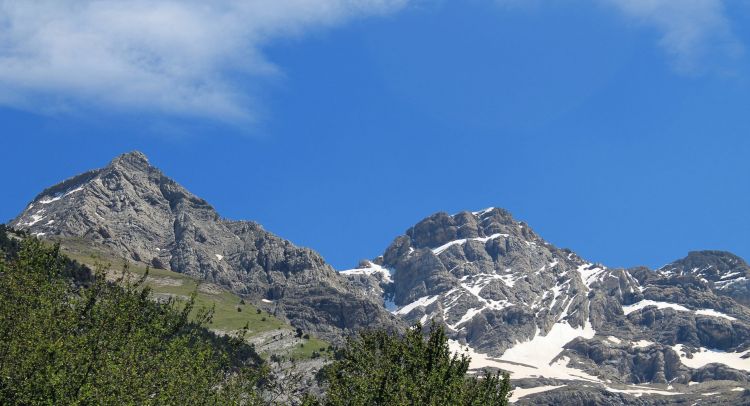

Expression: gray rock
xmin=375 ymin=207 xmax=750 ymax=403
xmin=12 ymin=153 xmax=750 ymax=404
xmin=11 ymin=151 xmax=403 ymax=342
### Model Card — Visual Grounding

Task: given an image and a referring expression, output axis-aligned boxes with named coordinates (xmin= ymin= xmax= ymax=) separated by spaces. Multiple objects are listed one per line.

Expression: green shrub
xmin=318 ymin=322 xmax=511 ymax=406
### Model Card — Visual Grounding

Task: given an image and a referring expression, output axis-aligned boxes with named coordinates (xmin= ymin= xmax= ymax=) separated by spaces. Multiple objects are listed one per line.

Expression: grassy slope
xmin=57 ymin=239 xmax=329 ymax=361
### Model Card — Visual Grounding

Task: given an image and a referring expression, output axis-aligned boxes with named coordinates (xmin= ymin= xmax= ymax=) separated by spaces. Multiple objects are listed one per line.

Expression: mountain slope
xmin=344 ymin=208 xmax=750 ymax=403
xmin=11 ymin=153 xmax=750 ymax=404
xmin=11 ymin=151 xmax=402 ymax=342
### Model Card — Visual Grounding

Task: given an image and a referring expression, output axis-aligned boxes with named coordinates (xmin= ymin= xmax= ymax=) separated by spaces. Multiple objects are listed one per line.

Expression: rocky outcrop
xmin=11 ymin=151 xmax=403 ymax=342
xmin=369 ymin=207 xmax=750 ymax=403
xmin=658 ymin=251 xmax=750 ymax=306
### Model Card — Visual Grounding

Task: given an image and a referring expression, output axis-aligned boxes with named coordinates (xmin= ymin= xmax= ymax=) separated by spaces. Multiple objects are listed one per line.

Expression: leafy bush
xmin=317 ymin=322 xmax=511 ymax=405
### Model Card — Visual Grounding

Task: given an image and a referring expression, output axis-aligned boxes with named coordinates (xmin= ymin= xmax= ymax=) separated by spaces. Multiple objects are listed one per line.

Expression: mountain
xmin=344 ymin=208 xmax=750 ymax=404
xmin=10 ymin=151 xmax=403 ymax=342
xmin=10 ymin=152 xmax=750 ymax=404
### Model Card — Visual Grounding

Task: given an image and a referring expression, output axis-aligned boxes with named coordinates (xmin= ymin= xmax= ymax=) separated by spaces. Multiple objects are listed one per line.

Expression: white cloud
xmin=0 ymin=1 xmax=407 ymax=122
xmin=604 ymin=0 xmax=742 ymax=73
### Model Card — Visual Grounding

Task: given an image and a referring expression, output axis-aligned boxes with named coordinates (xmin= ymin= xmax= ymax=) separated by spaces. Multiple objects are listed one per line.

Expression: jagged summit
xmin=11 ymin=154 xmax=750 ymax=403
xmin=107 ymin=150 xmax=153 ymax=173
xmin=342 ymin=206 xmax=750 ymax=403
xmin=23 ymin=151 xmax=151 ymax=212
xmin=11 ymin=151 xmax=402 ymax=341
xmin=402 ymin=207 xmax=538 ymax=251
xmin=659 ymin=250 xmax=750 ymax=306
xmin=661 ymin=250 xmax=749 ymax=274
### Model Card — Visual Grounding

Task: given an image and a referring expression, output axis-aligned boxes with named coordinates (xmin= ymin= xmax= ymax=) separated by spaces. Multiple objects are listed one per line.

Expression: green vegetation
xmin=0 ymin=229 xmax=513 ymax=405
xmin=56 ymin=238 xmax=329 ymax=361
xmin=314 ymin=322 xmax=512 ymax=406
xmin=0 ymin=238 xmax=265 ymax=404
xmin=291 ymin=337 xmax=329 ymax=361
xmin=61 ymin=246 xmax=286 ymax=332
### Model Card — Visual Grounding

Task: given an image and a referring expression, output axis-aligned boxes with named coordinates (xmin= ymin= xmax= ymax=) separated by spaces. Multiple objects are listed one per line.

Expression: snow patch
xmin=623 ymin=300 xmax=689 ymax=315
xmin=215 ymin=254 xmax=223 ymax=261
xmin=261 ymin=299 xmax=273 ymax=304
xmin=632 ymin=340 xmax=655 ymax=348
xmin=432 ymin=233 xmax=508 ymax=255
xmin=716 ymin=276 xmax=746 ymax=289
xmin=471 ymin=207 xmax=495 ymax=216
xmin=577 ymin=263 xmax=606 ymax=288
xmin=395 ymin=295 xmax=439 ymax=316
xmin=449 ymin=319 xmax=599 ymax=383
xmin=603 ymin=385 xmax=681 ymax=397
xmin=673 ymin=344 xmax=750 ymax=372
xmin=26 ymin=213 xmax=46 ymax=227
xmin=695 ymin=309 xmax=736 ymax=321
xmin=449 ymin=307 xmax=485 ymax=329
xmin=624 ymin=300 xmax=736 ymax=321
xmin=607 ymin=336 xmax=622 ymax=344
xmin=340 ymin=261 xmax=394 ymax=284
xmin=38 ymin=185 xmax=85 ymax=205
xmin=720 ymin=271 xmax=742 ymax=280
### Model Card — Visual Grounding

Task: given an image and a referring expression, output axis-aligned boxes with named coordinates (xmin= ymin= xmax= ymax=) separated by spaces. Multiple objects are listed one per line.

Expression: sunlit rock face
xmin=345 ymin=207 xmax=750 ymax=403
xmin=11 ymin=151 xmax=404 ymax=342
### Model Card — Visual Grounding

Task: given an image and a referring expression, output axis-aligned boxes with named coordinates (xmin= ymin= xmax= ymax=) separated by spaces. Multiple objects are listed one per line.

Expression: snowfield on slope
xmin=623 ymin=300 xmax=737 ymax=320
xmin=340 ymin=261 xmax=394 ymax=283
xmin=674 ymin=344 xmax=750 ymax=371
xmin=449 ymin=320 xmax=599 ymax=382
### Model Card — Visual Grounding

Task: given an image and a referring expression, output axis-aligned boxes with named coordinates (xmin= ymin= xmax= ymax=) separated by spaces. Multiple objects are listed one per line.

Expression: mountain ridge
xmin=10 ymin=151 xmax=750 ymax=404
xmin=11 ymin=151 xmax=404 ymax=343
xmin=344 ymin=207 xmax=750 ymax=403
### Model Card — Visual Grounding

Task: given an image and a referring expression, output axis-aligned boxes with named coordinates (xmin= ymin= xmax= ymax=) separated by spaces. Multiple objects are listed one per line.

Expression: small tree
xmin=319 ymin=322 xmax=511 ymax=405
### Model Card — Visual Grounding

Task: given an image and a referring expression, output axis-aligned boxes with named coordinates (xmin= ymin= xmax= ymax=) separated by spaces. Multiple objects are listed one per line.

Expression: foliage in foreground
xmin=0 ymin=238 xmax=265 ymax=405
xmin=316 ymin=322 xmax=512 ymax=406
xmin=0 ymin=230 xmax=513 ymax=405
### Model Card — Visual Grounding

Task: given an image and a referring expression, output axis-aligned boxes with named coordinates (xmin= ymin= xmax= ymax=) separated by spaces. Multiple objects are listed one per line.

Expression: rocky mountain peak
xmin=11 ymin=152 xmax=403 ymax=341
xmin=10 ymin=155 xmax=750 ymax=403
xmin=108 ymin=150 xmax=151 ymax=170
xmin=403 ymin=207 xmax=534 ymax=250
xmin=661 ymin=250 xmax=749 ymax=275
xmin=349 ymin=206 xmax=750 ymax=401
xmin=659 ymin=250 xmax=750 ymax=306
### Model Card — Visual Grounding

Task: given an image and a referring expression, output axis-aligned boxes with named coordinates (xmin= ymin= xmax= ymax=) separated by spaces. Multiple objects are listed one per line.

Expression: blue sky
xmin=1 ymin=1 xmax=749 ymax=270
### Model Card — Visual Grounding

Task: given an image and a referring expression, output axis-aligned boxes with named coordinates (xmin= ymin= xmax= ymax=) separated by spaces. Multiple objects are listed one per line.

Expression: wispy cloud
xmin=0 ymin=1 xmax=407 ymax=122
xmin=0 ymin=1 xmax=739 ymax=123
xmin=604 ymin=0 xmax=742 ymax=73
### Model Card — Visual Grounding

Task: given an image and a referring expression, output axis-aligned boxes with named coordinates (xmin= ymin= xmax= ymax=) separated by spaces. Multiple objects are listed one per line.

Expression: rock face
xmin=11 ymin=151 xmax=402 ymax=342
xmin=343 ymin=208 xmax=750 ymax=403
xmin=12 ymin=152 xmax=750 ymax=404
xmin=657 ymin=250 xmax=750 ymax=306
